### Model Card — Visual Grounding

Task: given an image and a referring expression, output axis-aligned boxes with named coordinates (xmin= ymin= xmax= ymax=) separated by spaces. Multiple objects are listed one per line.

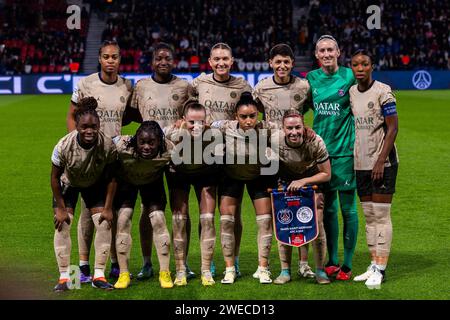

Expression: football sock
xmin=199 ymin=213 xmax=216 ymax=272
xmin=150 ymin=210 xmax=171 ymax=272
xmin=172 ymin=214 xmax=187 ymax=272
xmin=323 ymin=190 xmax=339 ymax=265
xmin=339 ymin=189 xmax=358 ymax=270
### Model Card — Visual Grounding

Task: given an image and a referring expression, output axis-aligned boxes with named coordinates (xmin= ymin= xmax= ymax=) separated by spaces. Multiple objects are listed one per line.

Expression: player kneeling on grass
xmin=349 ymin=49 xmax=399 ymax=289
xmin=51 ymin=97 xmax=117 ymax=292
xmin=112 ymin=121 xmax=174 ymax=289
xmin=273 ymin=110 xmax=331 ymax=285
xmin=164 ymin=101 xmax=220 ymax=287
xmin=211 ymin=92 xmax=277 ymax=285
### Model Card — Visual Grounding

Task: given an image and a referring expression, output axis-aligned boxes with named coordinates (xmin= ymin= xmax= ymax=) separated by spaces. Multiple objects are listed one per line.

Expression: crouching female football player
xmin=273 ymin=110 xmax=332 ymax=285
xmin=350 ymin=49 xmax=399 ymax=289
xmin=112 ymin=121 xmax=174 ymax=289
xmin=51 ymin=97 xmax=117 ymax=292
xmin=211 ymin=92 xmax=277 ymax=285
xmin=164 ymin=101 xmax=220 ymax=287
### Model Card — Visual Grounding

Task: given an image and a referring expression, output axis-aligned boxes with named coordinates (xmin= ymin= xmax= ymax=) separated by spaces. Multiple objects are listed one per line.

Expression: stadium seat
xmin=48 ymin=65 xmax=55 ymax=73
xmin=32 ymin=65 xmax=40 ymax=73
xmin=40 ymin=65 xmax=48 ymax=73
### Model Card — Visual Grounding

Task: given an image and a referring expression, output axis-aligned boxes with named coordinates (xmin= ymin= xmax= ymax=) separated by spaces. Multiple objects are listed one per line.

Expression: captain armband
xmin=382 ymin=102 xmax=397 ymax=116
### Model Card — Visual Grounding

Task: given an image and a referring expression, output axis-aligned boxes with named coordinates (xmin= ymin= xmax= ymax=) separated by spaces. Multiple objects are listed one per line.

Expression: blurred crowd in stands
xmin=299 ymin=0 xmax=450 ymax=70
xmin=0 ymin=0 xmax=88 ymax=75
xmin=1 ymin=0 xmax=449 ymax=74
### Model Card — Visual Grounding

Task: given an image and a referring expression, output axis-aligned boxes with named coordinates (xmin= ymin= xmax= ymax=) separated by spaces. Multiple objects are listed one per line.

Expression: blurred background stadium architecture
xmin=0 ymin=0 xmax=449 ymax=76
xmin=0 ymin=0 xmax=449 ymax=302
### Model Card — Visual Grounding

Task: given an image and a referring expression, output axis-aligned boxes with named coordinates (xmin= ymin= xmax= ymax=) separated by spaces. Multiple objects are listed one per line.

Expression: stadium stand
xmin=304 ymin=0 xmax=450 ymax=70
xmin=0 ymin=0 xmax=89 ymax=75
xmin=0 ymin=0 xmax=448 ymax=74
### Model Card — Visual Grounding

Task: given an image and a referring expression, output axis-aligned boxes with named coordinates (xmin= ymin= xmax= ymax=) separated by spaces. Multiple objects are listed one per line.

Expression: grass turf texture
xmin=0 ymin=91 xmax=449 ymax=300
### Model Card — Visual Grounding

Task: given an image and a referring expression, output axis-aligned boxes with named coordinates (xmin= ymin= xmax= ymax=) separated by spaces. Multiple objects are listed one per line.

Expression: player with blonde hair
xmin=189 ymin=42 xmax=252 ymax=277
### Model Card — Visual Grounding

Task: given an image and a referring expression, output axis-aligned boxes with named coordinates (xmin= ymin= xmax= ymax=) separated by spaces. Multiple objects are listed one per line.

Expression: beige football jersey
xmin=212 ymin=120 xmax=273 ymax=180
xmin=130 ymin=76 xmax=190 ymax=128
xmin=71 ymin=73 xmax=133 ymax=138
xmin=253 ymin=75 xmax=310 ymax=125
xmin=350 ymin=80 xmax=399 ymax=170
xmin=190 ymin=73 xmax=253 ymax=123
xmin=113 ymin=136 xmax=174 ymax=185
xmin=277 ymin=131 xmax=329 ymax=180
xmin=51 ymin=130 xmax=117 ymax=188
xmin=165 ymin=125 xmax=220 ymax=176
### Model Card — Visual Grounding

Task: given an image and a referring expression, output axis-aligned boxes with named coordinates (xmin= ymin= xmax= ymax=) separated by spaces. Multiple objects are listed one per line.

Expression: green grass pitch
xmin=0 ymin=91 xmax=449 ymax=300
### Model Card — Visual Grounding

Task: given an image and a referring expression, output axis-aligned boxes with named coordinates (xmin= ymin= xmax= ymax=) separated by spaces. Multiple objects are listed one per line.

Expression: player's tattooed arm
xmin=51 ymin=164 xmax=70 ymax=231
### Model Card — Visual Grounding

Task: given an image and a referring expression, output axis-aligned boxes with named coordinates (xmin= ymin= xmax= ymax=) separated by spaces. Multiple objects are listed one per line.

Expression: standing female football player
xmin=211 ymin=92 xmax=277 ymax=285
xmin=273 ymin=110 xmax=331 ymax=285
xmin=253 ymin=43 xmax=315 ymax=279
xmin=190 ymin=43 xmax=253 ymax=277
xmin=130 ymin=43 xmax=191 ymax=281
xmin=350 ymin=49 xmax=399 ymax=289
xmin=112 ymin=121 xmax=174 ymax=289
xmin=52 ymin=97 xmax=117 ymax=292
xmin=306 ymin=35 xmax=358 ymax=281
xmin=66 ymin=40 xmax=134 ymax=283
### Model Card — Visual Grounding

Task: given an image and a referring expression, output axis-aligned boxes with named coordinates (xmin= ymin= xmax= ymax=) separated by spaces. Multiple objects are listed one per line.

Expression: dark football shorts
xmin=219 ymin=173 xmax=277 ymax=201
xmin=53 ymin=180 xmax=107 ymax=210
xmin=166 ymin=166 xmax=219 ymax=192
xmin=356 ymin=164 xmax=398 ymax=197
xmin=114 ymin=176 xmax=166 ymax=209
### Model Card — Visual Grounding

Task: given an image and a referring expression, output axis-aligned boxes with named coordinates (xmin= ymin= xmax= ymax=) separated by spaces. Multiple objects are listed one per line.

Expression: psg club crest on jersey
xmin=270 ymin=186 xmax=318 ymax=247
xmin=338 ymin=89 xmax=345 ymax=96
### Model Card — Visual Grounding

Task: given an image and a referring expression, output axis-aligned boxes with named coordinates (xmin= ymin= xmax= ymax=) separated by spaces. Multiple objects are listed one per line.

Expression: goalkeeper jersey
xmin=306 ymin=67 xmax=356 ymax=157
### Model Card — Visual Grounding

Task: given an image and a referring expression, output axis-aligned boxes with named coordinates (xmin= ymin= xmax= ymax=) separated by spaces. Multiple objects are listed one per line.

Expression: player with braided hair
xmin=112 ymin=121 xmax=175 ymax=289
xmin=129 ymin=42 xmax=192 ymax=281
xmin=52 ymin=97 xmax=118 ymax=292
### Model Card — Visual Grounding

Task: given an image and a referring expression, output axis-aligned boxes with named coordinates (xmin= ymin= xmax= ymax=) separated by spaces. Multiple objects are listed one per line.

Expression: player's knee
xmin=256 ymin=214 xmax=272 ymax=233
xmin=117 ymin=207 xmax=133 ymax=233
xmin=149 ymin=210 xmax=167 ymax=232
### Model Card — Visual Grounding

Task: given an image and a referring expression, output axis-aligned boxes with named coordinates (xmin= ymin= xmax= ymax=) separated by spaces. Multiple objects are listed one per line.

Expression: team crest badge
xmin=294 ymin=94 xmax=301 ymax=102
xmin=172 ymin=94 xmax=179 ymax=101
xmin=338 ymin=89 xmax=345 ymax=96
xmin=368 ymin=101 xmax=374 ymax=109
xmin=296 ymin=206 xmax=313 ymax=223
xmin=277 ymin=209 xmax=294 ymax=225
xmin=120 ymin=96 xmax=125 ymax=103
xmin=230 ymin=91 xmax=237 ymax=98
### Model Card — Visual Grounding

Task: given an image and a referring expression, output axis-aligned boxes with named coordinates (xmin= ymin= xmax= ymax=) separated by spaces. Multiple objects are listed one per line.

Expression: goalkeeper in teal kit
xmin=305 ymin=35 xmax=358 ymax=281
